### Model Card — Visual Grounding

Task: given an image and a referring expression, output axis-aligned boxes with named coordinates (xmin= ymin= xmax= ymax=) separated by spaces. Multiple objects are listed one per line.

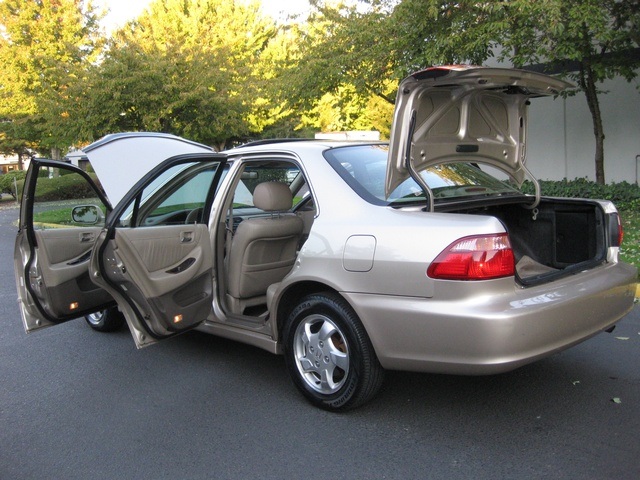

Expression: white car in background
xmin=15 ymin=67 xmax=637 ymax=410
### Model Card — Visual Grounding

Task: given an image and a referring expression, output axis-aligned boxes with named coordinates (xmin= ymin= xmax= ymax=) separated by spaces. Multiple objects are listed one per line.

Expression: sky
xmin=98 ymin=0 xmax=311 ymax=32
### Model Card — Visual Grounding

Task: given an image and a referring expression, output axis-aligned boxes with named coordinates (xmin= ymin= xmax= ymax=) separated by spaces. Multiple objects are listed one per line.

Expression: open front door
xmin=14 ymin=159 xmax=113 ymax=333
xmin=89 ymin=155 xmax=227 ymax=348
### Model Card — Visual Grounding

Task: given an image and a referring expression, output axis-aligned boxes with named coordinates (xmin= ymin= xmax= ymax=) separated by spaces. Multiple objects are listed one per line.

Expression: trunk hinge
xmin=521 ymin=164 xmax=541 ymax=213
xmin=405 ymin=110 xmax=435 ymax=212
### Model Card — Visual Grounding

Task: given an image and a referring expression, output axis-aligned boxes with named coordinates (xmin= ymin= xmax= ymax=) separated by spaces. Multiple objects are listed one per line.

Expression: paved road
xmin=1 ymin=204 xmax=639 ymax=480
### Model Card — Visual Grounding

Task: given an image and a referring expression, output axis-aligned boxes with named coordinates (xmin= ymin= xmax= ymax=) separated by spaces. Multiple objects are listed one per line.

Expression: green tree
xmin=357 ymin=0 xmax=640 ymax=184
xmin=270 ymin=1 xmax=396 ymax=136
xmin=386 ymin=0 xmax=505 ymax=70
xmin=499 ymin=0 xmax=640 ymax=185
xmin=291 ymin=1 xmax=396 ymax=106
xmin=298 ymin=83 xmax=393 ymax=137
xmin=282 ymin=0 xmax=510 ymax=135
xmin=294 ymin=1 xmax=638 ymax=182
xmin=69 ymin=0 xmax=276 ymax=149
xmin=0 ymin=0 xmax=103 ymax=165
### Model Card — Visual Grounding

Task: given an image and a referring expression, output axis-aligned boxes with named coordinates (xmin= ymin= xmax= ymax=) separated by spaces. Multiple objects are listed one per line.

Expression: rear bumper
xmin=344 ymin=262 xmax=637 ymax=374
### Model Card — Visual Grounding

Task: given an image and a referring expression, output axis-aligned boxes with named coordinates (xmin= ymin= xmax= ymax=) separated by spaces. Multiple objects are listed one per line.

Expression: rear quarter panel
xmin=292 ymin=199 xmax=508 ymax=298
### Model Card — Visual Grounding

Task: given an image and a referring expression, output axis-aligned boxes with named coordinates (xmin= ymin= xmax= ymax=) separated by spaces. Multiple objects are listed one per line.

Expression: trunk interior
xmin=454 ymin=198 xmax=609 ymax=286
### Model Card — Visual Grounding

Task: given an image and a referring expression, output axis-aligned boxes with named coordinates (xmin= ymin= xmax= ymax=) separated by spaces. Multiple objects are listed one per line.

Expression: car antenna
xmin=405 ymin=110 xmax=434 ymax=212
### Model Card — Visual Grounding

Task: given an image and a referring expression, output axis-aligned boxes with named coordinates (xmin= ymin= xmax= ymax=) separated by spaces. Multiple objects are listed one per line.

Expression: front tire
xmin=84 ymin=307 xmax=125 ymax=332
xmin=283 ymin=292 xmax=384 ymax=411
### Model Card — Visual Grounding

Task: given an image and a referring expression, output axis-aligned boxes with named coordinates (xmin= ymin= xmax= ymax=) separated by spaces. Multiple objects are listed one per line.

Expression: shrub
xmin=0 ymin=170 xmax=27 ymax=199
xmin=0 ymin=167 xmax=104 ymax=202
xmin=34 ymin=172 xmax=101 ymax=202
xmin=519 ymin=178 xmax=640 ymax=211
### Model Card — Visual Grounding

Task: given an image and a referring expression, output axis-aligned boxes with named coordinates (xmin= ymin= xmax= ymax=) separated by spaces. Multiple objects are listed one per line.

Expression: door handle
xmin=180 ymin=231 xmax=194 ymax=243
xmin=79 ymin=232 xmax=95 ymax=243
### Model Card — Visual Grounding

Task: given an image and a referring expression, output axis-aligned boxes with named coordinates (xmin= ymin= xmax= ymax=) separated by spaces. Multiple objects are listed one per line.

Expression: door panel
xmin=34 ymin=229 xmax=102 ymax=287
xmin=107 ymin=224 xmax=212 ymax=298
xmin=89 ymin=157 xmax=226 ymax=347
xmin=15 ymin=229 xmax=56 ymax=332
xmin=101 ymin=225 xmax=213 ymax=338
xmin=29 ymin=228 xmax=112 ymax=320
xmin=14 ymin=160 xmax=113 ymax=333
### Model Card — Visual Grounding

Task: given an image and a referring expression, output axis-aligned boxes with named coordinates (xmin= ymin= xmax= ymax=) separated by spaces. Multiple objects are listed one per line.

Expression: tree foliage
xmin=0 ymin=0 xmax=103 ymax=162
xmin=67 ymin=0 xmax=276 ymax=149
xmin=387 ymin=0 xmax=504 ymax=69
xmin=268 ymin=1 xmax=398 ymax=137
xmin=289 ymin=2 xmax=395 ymax=105
xmin=498 ymin=0 xmax=640 ymax=184
xmin=293 ymin=0 xmax=639 ymax=182
xmin=0 ymin=0 xmax=637 ymax=180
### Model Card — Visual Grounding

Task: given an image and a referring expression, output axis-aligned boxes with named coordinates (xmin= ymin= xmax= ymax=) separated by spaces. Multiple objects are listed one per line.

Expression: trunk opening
xmin=445 ymin=198 xmax=610 ymax=286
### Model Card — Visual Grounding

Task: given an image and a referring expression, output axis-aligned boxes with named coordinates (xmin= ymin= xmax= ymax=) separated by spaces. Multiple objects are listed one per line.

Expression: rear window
xmin=323 ymin=144 xmax=520 ymax=206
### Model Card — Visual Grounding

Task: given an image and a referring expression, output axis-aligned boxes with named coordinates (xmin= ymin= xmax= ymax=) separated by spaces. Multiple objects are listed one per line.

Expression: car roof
xmin=226 ymin=139 xmax=386 ymax=156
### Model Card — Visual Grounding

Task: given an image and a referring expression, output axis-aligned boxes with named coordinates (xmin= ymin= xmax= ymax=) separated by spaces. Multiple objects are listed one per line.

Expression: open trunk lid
xmin=386 ymin=66 xmax=572 ymax=197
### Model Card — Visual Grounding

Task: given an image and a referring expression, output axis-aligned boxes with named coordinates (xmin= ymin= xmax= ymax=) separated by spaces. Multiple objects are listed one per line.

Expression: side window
xmin=231 ymin=162 xmax=308 ymax=214
xmin=119 ymin=161 xmax=223 ymax=227
xmin=32 ymin=166 xmax=107 ymax=230
xmin=228 ymin=160 xmax=315 ymax=242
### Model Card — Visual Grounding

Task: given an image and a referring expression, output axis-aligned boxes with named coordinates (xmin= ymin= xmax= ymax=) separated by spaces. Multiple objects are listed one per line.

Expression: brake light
xmin=427 ymin=233 xmax=515 ymax=280
xmin=607 ymin=213 xmax=624 ymax=247
xmin=616 ymin=214 xmax=623 ymax=247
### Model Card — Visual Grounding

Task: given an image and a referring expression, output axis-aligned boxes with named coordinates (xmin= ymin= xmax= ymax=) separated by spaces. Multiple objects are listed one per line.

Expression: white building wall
xmin=526 ymin=75 xmax=640 ymax=184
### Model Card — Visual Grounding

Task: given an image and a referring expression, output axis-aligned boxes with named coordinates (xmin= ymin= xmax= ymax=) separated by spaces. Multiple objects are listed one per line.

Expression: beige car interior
xmin=31 ymin=228 xmax=112 ymax=317
xmin=112 ymin=224 xmax=212 ymax=299
xmin=101 ymin=223 xmax=214 ymax=335
xmin=225 ymin=181 xmax=304 ymax=315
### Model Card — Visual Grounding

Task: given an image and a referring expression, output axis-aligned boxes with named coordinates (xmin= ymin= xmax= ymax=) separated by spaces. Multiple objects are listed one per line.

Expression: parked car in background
xmin=14 ymin=67 xmax=637 ymax=410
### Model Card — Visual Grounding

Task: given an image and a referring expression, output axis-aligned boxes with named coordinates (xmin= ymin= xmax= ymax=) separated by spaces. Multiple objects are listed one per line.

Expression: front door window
xmin=31 ymin=167 xmax=107 ymax=230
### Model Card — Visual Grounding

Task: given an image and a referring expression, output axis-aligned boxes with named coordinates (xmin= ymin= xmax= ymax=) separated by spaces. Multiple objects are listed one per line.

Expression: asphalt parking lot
xmin=1 ymin=203 xmax=639 ymax=480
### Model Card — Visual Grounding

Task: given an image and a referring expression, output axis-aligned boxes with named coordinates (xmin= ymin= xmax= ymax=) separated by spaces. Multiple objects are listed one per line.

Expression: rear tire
xmin=283 ymin=292 xmax=384 ymax=411
xmin=84 ymin=307 xmax=125 ymax=332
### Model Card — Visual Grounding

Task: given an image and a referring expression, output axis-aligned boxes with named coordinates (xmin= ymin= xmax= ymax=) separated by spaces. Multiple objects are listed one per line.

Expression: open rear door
xmin=88 ymin=154 xmax=227 ymax=348
xmin=14 ymin=159 xmax=114 ymax=332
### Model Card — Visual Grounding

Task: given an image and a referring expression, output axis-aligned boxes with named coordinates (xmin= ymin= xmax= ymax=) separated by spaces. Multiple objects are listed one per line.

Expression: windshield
xmin=323 ymin=144 xmax=521 ymax=206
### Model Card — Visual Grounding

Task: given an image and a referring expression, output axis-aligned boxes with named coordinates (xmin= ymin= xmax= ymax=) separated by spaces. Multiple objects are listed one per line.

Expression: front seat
xmin=226 ymin=181 xmax=304 ymax=314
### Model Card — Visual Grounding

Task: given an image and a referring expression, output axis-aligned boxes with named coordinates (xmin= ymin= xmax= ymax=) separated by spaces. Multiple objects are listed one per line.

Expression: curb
xmin=637 ymin=283 xmax=640 ymax=299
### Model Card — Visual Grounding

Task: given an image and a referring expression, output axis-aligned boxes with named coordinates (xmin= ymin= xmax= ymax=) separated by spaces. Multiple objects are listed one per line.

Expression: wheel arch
xmin=277 ymin=282 xmax=385 ymax=410
xmin=274 ymin=281 xmax=343 ymax=341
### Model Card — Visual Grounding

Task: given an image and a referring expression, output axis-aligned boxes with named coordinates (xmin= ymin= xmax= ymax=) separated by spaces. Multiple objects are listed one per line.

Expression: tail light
xmin=608 ymin=213 xmax=623 ymax=247
xmin=427 ymin=233 xmax=515 ymax=280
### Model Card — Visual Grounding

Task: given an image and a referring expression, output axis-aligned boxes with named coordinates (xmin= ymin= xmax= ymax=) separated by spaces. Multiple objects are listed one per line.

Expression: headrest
xmin=253 ymin=182 xmax=293 ymax=212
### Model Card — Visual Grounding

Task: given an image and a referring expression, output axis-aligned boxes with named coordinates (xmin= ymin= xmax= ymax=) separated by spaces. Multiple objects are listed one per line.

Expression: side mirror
xmin=72 ymin=205 xmax=104 ymax=225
